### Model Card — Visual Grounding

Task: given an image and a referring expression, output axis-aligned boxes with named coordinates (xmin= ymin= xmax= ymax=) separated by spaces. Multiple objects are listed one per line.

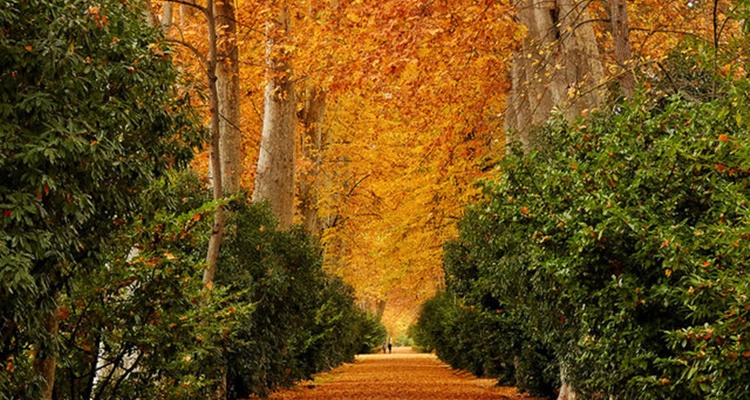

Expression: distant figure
xmin=382 ymin=341 xmax=387 ymax=354
xmin=387 ymin=337 xmax=392 ymax=354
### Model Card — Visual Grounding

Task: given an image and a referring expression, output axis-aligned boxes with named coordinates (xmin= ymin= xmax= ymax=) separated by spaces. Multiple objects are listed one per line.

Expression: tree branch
xmin=163 ymin=0 xmax=207 ymax=16
xmin=164 ymin=38 xmax=208 ymax=65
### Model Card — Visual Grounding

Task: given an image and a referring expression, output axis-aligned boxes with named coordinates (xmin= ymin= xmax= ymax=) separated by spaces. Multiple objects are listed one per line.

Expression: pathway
xmin=268 ymin=347 xmax=539 ymax=400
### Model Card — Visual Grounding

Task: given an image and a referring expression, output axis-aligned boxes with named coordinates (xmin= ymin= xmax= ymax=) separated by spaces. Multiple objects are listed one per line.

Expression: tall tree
xmin=0 ymin=0 xmax=201 ymax=397
xmin=505 ymin=0 xmax=604 ymax=149
xmin=252 ymin=1 xmax=296 ymax=229
xmin=504 ymin=1 xmax=604 ymax=398
xmin=298 ymin=87 xmax=327 ymax=234
xmin=216 ymin=0 xmax=243 ymax=194
xmin=200 ymin=0 xmax=226 ymax=286
xmin=608 ymin=0 xmax=635 ymax=97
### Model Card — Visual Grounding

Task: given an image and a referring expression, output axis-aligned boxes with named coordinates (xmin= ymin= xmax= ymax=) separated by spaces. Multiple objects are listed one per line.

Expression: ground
xmin=268 ymin=347 xmax=542 ymax=400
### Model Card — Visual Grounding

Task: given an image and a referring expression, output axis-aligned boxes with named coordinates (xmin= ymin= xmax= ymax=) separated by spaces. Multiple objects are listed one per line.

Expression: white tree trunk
xmin=216 ymin=0 xmax=242 ymax=195
xmin=505 ymin=0 xmax=604 ymax=148
xmin=252 ymin=2 xmax=296 ymax=229
xmin=505 ymin=2 xmax=602 ymax=397
xmin=33 ymin=306 xmax=59 ymax=400
xmin=203 ymin=0 xmax=224 ymax=285
xmin=557 ymin=364 xmax=578 ymax=400
xmin=161 ymin=3 xmax=173 ymax=28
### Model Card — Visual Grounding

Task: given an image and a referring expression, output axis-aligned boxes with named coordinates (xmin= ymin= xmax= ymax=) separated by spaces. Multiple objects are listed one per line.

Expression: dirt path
xmin=268 ymin=347 xmax=539 ymax=400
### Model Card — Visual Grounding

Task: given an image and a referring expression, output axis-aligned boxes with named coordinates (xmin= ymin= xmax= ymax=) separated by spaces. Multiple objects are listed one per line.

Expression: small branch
xmin=163 ymin=0 xmax=207 ymax=16
xmin=629 ymin=27 xmax=701 ymax=38
xmin=165 ymin=38 xmax=208 ymax=65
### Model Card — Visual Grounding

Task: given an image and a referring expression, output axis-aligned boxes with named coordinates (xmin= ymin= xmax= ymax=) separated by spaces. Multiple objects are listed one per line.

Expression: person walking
xmin=387 ymin=336 xmax=393 ymax=354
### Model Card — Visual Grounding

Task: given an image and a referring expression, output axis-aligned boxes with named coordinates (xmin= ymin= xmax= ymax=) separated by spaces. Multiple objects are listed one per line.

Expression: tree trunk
xmin=162 ymin=3 xmax=173 ymax=28
xmin=557 ymin=364 xmax=577 ymax=400
xmin=505 ymin=0 xmax=604 ymax=149
xmin=608 ymin=0 xmax=635 ymax=97
xmin=298 ymin=87 xmax=327 ymax=235
xmin=216 ymin=0 xmax=243 ymax=195
xmin=505 ymin=2 xmax=602 ymax=398
xmin=252 ymin=1 xmax=296 ymax=230
xmin=203 ymin=0 xmax=225 ymax=285
xmin=375 ymin=299 xmax=387 ymax=321
xmin=33 ymin=304 xmax=60 ymax=400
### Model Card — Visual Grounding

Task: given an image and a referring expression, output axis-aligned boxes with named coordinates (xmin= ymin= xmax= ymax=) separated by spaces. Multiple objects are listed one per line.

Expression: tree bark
xmin=504 ymin=2 xmax=602 ymax=398
xmin=505 ymin=0 xmax=604 ymax=149
xmin=203 ymin=0 xmax=225 ymax=285
xmin=298 ymin=87 xmax=327 ymax=235
xmin=557 ymin=363 xmax=577 ymax=400
xmin=216 ymin=0 xmax=243 ymax=195
xmin=33 ymin=304 xmax=60 ymax=400
xmin=608 ymin=0 xmax=635 ymax=97
xmin=162 ymin=3 xmax=173 ymax=28
xmin=252 ymin=1 xmax=297 ymax=230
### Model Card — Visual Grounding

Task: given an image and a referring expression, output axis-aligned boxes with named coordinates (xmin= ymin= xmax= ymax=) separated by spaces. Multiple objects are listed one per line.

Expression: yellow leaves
xmin=345 ymin=12 xmax=361 ymax=23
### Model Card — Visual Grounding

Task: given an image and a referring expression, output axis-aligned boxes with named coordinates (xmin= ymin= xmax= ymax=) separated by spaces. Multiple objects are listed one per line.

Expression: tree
xmin=216 ymin=0 xmax=243 ymax=195
xmin=298 ymin=87 xmax=327 ymax=235
xmin=505 ymin=0 xmax=604 ymax=150
xmin=608 ymin=0 xmax=636 ymax=97
xmin=252 ymin=1 xmax=297 ymax=229
xmin=0 ymin=0 xmax=202 ymax=397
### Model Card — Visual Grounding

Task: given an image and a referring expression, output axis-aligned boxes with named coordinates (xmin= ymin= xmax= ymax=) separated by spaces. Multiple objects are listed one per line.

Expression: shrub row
xmin=414 ymin=87 xmax=750 ymax=399
xmin=3 ymin=171 xmax=385 ymax=399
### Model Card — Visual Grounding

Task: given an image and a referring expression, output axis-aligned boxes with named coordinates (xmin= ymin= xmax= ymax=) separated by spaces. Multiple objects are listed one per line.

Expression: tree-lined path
xmin=269 ymin=348 xmax=538 ymax=400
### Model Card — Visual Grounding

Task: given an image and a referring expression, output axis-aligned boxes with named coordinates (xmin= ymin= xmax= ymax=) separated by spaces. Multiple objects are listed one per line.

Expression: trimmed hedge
xmin=415 ymin=86 xmax=750 ymax=399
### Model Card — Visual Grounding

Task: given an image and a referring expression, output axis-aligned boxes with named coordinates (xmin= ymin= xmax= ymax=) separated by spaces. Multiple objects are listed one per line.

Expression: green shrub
xmin=217 ymin=199 xmax=385 ymax=398
xmin=421 ymin=88 xmax=750 ymax=399
xmin=0 ymin=0 xmax=203 ymax=396
xmin=50 ymin=172 xmax=244 ymax=399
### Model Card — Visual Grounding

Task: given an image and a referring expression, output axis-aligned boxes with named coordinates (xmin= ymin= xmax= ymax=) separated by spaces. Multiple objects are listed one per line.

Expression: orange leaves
xmin=87 ymin=5 xmax=109 ymax=28
xmin=58 ymin=307 xmax=71 ymax=320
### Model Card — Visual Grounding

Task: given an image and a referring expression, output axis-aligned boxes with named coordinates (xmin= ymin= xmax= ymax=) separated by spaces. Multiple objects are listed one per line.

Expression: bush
xmin=411 ymin=291 xmax=557 ymax=396
xmin=0 ymin=0 xmax=202 ymax=396
xmin=51 ymin=172 xmax=245 ymax=399
xmin=417 ymin=87 xmax=750 ymax=399
xmin=217 ymin=199 xmax=386 ymax=398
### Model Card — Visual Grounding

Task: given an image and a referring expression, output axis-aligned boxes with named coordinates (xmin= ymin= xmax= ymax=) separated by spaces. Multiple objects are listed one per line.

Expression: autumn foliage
xmin=415 ymin=73 xmax=750 ymax=397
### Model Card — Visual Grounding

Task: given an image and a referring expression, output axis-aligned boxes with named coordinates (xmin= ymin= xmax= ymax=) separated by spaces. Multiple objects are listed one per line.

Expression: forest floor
xmin=267 ymin=347 xmax=542 ymax=400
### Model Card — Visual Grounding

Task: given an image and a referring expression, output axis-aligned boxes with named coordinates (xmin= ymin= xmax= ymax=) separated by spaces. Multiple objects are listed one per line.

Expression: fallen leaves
xmin=270 ymin=347 xmax=540 ymax=400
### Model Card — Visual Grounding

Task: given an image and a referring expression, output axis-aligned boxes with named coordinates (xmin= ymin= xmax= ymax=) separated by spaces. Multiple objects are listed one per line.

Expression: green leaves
xmin=1 ymin=0 xmax=202 ymax=396
xmin=420 ymin=87 xmax=750 ymax=398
